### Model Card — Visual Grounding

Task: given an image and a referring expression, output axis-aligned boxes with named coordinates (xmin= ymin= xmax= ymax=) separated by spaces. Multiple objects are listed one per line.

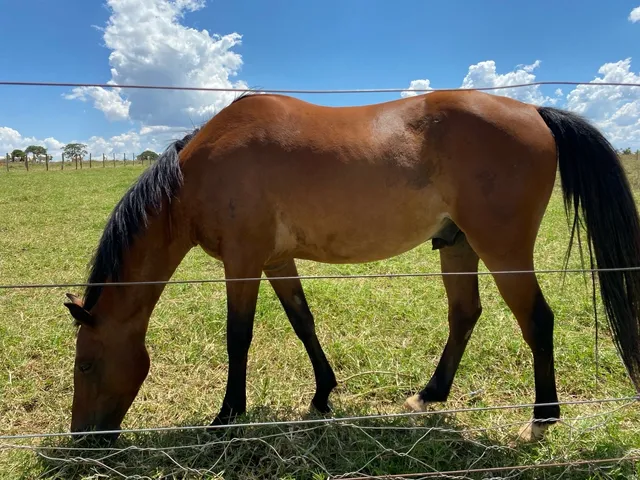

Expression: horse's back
xmin=180 ymin=91 xmax=557 ymax=266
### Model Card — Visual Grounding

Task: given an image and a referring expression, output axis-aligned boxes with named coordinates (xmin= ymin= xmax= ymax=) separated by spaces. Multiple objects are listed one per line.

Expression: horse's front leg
xmin=211 ymin=255 xmax=263 ymax=425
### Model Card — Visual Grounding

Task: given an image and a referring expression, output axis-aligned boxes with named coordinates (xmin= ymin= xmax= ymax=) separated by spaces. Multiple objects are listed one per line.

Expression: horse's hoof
xmin=310 ymin=398 xmax=333 ymax=415
xmin=403 ymin=393 xmax=427 ymax=412
xmin=209 ymin=407 xmax=242 ymax=427
xmin=517 ymin=421 xmax=549 ymax=442
xmin=209 ymin=415 xmax=229 ymax=427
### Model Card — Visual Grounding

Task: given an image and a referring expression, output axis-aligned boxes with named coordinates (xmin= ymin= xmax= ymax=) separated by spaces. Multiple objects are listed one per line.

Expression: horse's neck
xmin=93 ymin=212 xmax=192 ymax=328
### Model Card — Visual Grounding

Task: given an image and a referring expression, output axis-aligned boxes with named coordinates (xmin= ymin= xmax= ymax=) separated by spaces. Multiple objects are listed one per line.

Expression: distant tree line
xmin=619 ymin=147 xmax=638 ymax=155
xmin=6 ymin=144 xmax=159 ymax=162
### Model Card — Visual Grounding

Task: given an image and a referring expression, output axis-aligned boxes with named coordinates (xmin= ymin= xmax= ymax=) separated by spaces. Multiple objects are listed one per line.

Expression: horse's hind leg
xmin=486 ymin=263 xmax=559 ymax=441
xmin=405 ymin=234 xmax=482 ymax=411
xmin=264 ymin=259 xmax=338 ymax=413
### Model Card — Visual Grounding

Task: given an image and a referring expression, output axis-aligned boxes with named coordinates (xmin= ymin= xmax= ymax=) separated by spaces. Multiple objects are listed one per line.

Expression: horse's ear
xmin=64 ymin=293 xmax=94 ymax=327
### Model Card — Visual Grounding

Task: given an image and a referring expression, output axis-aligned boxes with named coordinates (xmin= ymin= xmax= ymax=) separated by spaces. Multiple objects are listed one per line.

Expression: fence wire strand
xmin=2 ymin=265 xmax=640 ymax=291
xmin=1 ymin=79 xmax=640 ymax=94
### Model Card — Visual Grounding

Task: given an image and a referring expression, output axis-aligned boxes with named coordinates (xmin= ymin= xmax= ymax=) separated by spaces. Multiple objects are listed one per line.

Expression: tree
xmin=622 ymin=147 xmax=633 ymax=155
xmin=25 ymin=145 xmax=47 ymax=162
xmin=11 ymin=149 xmax=24 ymax=162
xmin=63 ymin=143 xmax=88 ymax=160
xmin=137 ymin=150 xmax=159 ymax=162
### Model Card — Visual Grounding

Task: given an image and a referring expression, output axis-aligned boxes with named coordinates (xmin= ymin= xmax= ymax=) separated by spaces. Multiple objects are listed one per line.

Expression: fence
xmin=0 ymin=386 xmax=638 ymax=478
xmin=2 ymin=79 xmax=640 ymax=479
xmin=1 ymin=152 xmax=156 ymax=172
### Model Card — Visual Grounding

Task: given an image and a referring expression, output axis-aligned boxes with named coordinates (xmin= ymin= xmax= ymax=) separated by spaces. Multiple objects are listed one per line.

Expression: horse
xmin=63 ymin=89 xmax=640 ymax=443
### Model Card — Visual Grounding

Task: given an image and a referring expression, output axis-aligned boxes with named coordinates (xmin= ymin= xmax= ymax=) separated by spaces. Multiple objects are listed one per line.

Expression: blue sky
xmin=1 ymin=0 xmax=640 ymax=157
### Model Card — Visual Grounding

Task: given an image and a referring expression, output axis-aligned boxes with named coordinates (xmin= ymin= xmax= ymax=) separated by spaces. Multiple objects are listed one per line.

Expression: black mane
xmin=81 ymin=91 xmax=260 ymax=311
xmin=82 ymin=129 xmax=199 ymax=310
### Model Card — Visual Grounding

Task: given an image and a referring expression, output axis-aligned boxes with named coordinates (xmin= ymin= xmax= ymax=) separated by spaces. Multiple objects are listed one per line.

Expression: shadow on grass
xmin=29 ymin=403 xmax=638 ymax=480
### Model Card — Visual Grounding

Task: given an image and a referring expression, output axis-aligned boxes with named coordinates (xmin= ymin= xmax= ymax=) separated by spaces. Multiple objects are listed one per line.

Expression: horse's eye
xmin=78 ymin=362 xmax=93 ymax=373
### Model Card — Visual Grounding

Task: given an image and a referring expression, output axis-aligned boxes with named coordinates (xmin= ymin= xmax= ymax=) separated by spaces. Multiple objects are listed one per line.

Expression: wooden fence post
xmin=75 ymin=155 xmax=78 ymax=170
xmin=25 ymin=154 xmax=28 ymax=171
xmin=45 ymin=155 xmax=49 ymax=171
xmin=89 ymin=153 xmax=92 ymax=168
xmin=103 ymin=153 xmax=105 ymax=168
xmin=113 ymin=153 xmax=116 ymax=168
xmin=62 ymin=153 xmax=64 ymax=170
xmin=5 ymin=153 xmax=8 ymax=172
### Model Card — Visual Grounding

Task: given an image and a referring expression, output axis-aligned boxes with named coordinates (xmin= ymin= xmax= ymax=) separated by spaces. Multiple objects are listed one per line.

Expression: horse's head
xmin=63 ymin=293 xmax=150 ymax=442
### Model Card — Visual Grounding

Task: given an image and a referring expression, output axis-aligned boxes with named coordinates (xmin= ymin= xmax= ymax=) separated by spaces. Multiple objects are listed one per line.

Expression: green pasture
xmin=0 ymin=160 xmax=639 ymax=479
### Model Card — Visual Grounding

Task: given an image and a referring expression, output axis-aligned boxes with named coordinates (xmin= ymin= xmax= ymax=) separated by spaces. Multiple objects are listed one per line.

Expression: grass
xmin=0 ymin=158 xmax=639 ymax=479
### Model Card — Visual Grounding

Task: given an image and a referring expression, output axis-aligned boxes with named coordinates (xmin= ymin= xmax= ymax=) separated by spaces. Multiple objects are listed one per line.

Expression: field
xmin=1 ymin=159 xmax=639 ymax=479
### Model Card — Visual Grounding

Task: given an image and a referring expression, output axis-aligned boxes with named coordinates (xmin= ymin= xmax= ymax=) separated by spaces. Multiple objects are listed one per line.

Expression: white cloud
xmin=404 ymin=59 xmax=640 ymax=149
xmin=521 ymin=60 xmax=541 ymax=73
xmin=0 ymin=127 xmax=66 ymax=157
xmin=64 ymin=86 xmax=131 ymax=122
xmin=564 ymin=58 xmax=640 ymax=149
xmin=403 ymin=61 xmax=554 ymax=105
xmin=65 ymin=0 xmax=248 ymax=126
xmin=629 ymin=6 xmax=640 ymax=23
xmin=460 ymin=60 xmax=554 ymax=105
xmin=401 ymin=79 xmax=432 ymax=98
xmin=0 ymin=124 xmax=189 ymax=160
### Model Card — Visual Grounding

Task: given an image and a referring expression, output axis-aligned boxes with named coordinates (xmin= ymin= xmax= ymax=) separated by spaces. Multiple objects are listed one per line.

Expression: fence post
xmin=113 ymin=153 xmax=116 ymax=168
xmin=124 ymin=153 xmax=126 ymax=166
xmin=5 ymin=153 xmax=8 ymax=172
xmin=75 ymin=155 xmax=78 ymax=170
xmin=25 ymin=154 xmax=28 ymax=171
xmin=103 ymin=153 xmax=105 ymax=168
xmin=45 ymin=154 xmax=49 ymax=171
xmin=62 ymin=153 xmax=64 ymax=170
xmin=89 ymin=153 xmax=92 ymax=168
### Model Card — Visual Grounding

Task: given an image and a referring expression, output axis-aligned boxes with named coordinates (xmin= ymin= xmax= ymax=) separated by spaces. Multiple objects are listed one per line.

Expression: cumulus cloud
xmin=0 ymin=127 xmax=66 ymax=158
xmin=401 ymin=79 xmax=432 ymax=98
xmin=404 ymin=60 xmax=559 ymax=105
xmin=64 ymin=86 xmax=131 ymax=121
xmin=565 ymin=58 xmax=640 ymax=149
xmin=404 ymin=59 xmax=639 ymax=149
xmin=629 ymin=6 xmax=640 ymax=23
xmin=65 ymin=0 xmax=248 ymax=126
xmin=460 ymin=60 xmax=555 ymax=105
xmin=0 ymin=124 xmax=190 ymax=160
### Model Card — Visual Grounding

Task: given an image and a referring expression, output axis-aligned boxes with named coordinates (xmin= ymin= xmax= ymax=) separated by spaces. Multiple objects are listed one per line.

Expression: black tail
xmin=537 ymin=106 xmax=640 ymax=392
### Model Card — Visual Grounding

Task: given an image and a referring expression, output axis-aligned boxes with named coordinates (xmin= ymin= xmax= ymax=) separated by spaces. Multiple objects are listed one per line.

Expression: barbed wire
xmin=1 ymin=265 xmax=640 ymax=291
xmin=1 ymin=79 xmax=640 ymax=94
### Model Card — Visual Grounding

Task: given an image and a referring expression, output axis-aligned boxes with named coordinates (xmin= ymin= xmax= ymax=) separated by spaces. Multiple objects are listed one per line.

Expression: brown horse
xmin=64 ymin=90 xmax=640 ymax=443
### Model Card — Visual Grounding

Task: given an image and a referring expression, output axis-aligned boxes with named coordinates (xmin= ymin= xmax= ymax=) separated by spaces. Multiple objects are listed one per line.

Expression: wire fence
xmin=1 ymin=399 xmax=637 ymax=479
xmin=2 ymin=79 xmax=640 ymax=478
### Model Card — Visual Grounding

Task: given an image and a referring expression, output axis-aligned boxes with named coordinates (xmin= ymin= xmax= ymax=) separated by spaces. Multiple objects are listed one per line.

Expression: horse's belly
xmin=270 ymin=195 xmax=449 ymax=264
